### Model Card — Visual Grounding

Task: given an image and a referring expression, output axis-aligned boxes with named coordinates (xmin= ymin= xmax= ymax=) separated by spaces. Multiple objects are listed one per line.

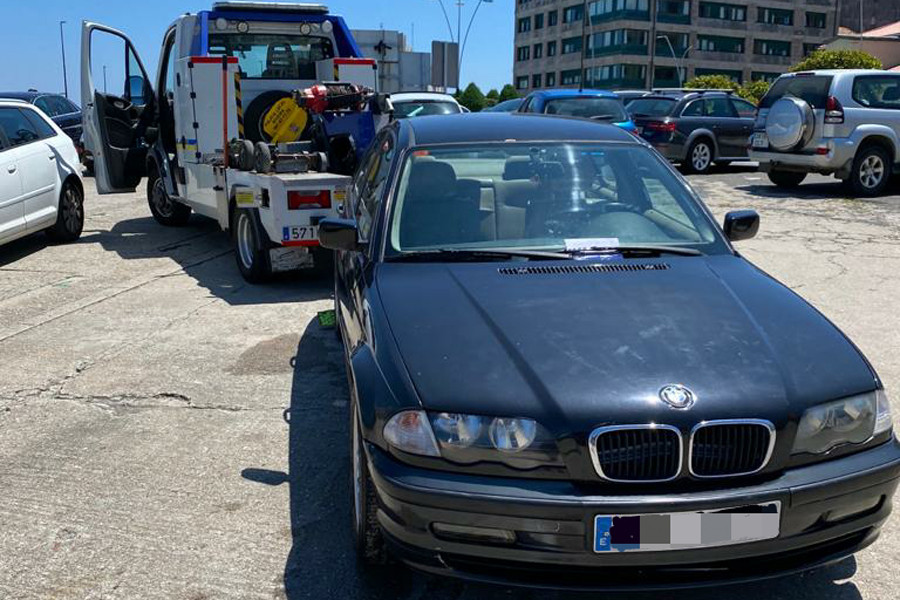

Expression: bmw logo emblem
xmin=659 ymin=384 xmax=695 ymax=409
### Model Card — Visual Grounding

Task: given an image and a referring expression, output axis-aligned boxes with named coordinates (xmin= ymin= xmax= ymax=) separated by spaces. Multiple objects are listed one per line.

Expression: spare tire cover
xmin=766 ymin=96 xmax=814 ymax=151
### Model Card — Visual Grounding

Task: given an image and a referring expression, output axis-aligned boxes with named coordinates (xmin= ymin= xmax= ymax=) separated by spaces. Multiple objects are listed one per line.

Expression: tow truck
xmin=81 ymin=2 xmax=388 ymax=281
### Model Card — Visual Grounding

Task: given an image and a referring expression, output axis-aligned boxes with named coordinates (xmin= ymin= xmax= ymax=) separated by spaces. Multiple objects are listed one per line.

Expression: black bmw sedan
xmin=320 ymin=113 xmax=899 ymax=589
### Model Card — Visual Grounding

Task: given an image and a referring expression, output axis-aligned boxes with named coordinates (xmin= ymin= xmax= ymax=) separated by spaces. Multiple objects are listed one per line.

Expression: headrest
xmin=407 ymin=161 xmax=457 ymax=196
xmin=883 ymin=86 xmax=900 ymax=102
xmin=503 ymin=157 xmax=534 ymax=180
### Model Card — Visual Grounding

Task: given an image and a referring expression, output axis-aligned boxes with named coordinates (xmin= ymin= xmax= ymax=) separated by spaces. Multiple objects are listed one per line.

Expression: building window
xmin=560 ymin=69 xmax=582 ymax=86
xmin=563 ymin=4 xmax=584 ymax=23
xmin=584 ymin=63 xmax=647 ymax=87
xmin=657 ymin=0 xmax=691 ymax=23
xmin=516 ymin=75 xmax=530 ymax=90
xmin=535 ymin=13 xmax=544 ymax=29
xmin=803 ymin=43 xmax=820 ymax=56
xmin=694 ymin=67 xmax=742 ymax=83
xmin=562 ymin=36 xmax=583 ymax=54
xmin=654 ymin=65 xmax=685 ymax=86
xmin=533 ymin=43 xmax=543 ymax=59
xmin=532 ymin=74 xmax=542 ymax=88
xmin=806 ymin=12 xmax=826 ymax=28
xmin=547 ymin=41 xmax=557 ymax=56
xmin=517 ymin=16 xmax=531 ymax=33
xmin=516 ymin=46 xmax=531 ymax=61
xmin=697 ymin=35 xmax=744 ymax=54
xmin=589 ymin=0 xmax=651 ymax=23
xmin=546 ymin=72 xmax=557 ymax=86
xmin=548 ymin=10 xmax=558 ymax=26
xmin=655 ymin=32 xmax=690 ymax=55
xmin=757 ymin=7 xmax=793 ymax=26
xmin=588 ymin=29 xmax=649 ymax=57
xmin=698 ymin=2 xmax=746 ymax=21
xmin=754 ymin=39 xmax=791 ymax=57
xmin=751 ymin=71 xmax=781 ymax=83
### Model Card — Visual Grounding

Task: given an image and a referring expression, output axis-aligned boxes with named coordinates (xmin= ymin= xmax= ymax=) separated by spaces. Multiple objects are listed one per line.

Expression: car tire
xmin=350 ymin=395 xmax=389 ymax=566
xmin=683 ymin=139 xmax=713 ymax=174
xmin=46 ymin=178 xmax=84 ymax=243
xmin=232 ymin=206 xmax=272 ymax=283
xmin=848 ymin=145 xmax=891 ymax=197
xmin=147 ymin=166 xmax=191 ymax=226
xmin=767 ymin=170 xmax=807 ymax=189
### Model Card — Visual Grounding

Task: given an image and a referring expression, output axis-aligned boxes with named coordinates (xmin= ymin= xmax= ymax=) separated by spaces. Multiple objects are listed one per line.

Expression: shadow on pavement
xmin=0 ymin=230 xmax=65 ymax=267
xmin=239 ymin=317 xmax=865 ymax=600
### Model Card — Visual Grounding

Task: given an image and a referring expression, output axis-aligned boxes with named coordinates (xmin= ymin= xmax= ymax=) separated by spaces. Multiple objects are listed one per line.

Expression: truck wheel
xmin=683 ymin=138 xmax=713 ymax=174
xmin=232 ymin=207 xmax=272 ymax=283
xmin=848 ymin=145 xmax=891 ymax=197
xmin=147 ymin=166 xmax=191 ymax=226
xmin=46 ymin=178 xmax=84 ymax=243
xmin=767 ymin=170 xmax=807 ymax=189
xmin=350 ymin=396 xmax=389 ymax=566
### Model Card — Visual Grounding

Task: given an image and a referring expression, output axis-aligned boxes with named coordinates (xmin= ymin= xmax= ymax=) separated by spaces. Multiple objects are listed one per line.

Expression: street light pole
xmin=460 ymin=0 xmax=492 ymax=81
xmin=103 ymin=66 xmax=108 ymax=94
xmin=657 ymin=35 xmax=680 ymax=86
xmin=59 ymin=20 xmax=69 ymax=98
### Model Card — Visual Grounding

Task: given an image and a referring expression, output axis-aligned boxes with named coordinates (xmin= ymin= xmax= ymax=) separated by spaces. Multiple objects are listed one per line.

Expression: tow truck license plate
xmin=593 ymin=501 xmax=780 ymax=553
xmin=752 ymin=132 xmax=769 ymax=149
xmin=282 ymin=225 xmax=318 ymax=243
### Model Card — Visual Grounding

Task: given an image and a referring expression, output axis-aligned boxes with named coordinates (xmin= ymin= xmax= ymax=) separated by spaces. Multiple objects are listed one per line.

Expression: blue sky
xmin=1 ymin=0 xmax=513 ymax=102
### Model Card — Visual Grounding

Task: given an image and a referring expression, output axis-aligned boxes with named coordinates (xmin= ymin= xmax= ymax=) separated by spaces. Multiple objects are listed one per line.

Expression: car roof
xmin=529 ymin=88 xmax=619 ymax=99
xmin=404 ymin=112 xmax=638 ymax=145
xmin=0 ymin=91 xmax=42 ymax=102
xmin=391 ymin=92 xmax=459 ymax=103
xmin=0 ymin=98 xmax=34 ymax=107
xmin=782 ymin=69 xmax=889 ymax=77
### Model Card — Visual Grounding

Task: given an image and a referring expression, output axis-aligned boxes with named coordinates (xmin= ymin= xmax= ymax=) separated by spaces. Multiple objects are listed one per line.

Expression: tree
xmin=790 ymin=49 xmax=882 ymax=72
xmin=684 ymin=74 xmax=739 ymax=91
xmin=498 ymin=84 xmax=520 ymax=102
xmin=458 ymin=82 xmax=487 ymax=112
xmin=485 ymin=88 xmax=500 ymax=108
xmin=737 ymin=80 xmax=771 ymax=105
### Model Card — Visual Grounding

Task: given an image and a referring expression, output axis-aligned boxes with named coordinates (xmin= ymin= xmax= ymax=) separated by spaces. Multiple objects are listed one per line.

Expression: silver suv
xmin=749 ymin=70 xmax=900 ymax=196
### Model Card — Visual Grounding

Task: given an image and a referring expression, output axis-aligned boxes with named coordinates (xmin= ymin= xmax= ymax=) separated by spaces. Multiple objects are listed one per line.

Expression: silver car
xmin=749 ymin=70 xmax=900 ymax=196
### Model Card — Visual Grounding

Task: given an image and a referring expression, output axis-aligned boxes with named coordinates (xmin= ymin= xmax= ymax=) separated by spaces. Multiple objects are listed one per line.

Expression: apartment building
xmin=513 ymin=0 xmax=839 ymax=92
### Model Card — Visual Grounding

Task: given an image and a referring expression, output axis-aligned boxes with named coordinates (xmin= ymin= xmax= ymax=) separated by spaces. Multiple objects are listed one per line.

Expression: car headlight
xmin=792 ymin=390 xmax=892 ymax=455
xmin=383 ymin=410 xmax=561 ymax=469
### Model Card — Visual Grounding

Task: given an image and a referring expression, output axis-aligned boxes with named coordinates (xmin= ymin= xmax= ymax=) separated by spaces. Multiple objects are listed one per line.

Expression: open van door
xmin=81 ymin=22 xmax=156 ymax=194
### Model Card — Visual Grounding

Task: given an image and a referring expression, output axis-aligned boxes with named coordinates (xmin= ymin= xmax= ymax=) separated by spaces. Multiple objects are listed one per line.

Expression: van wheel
xmin=767 ymin=170 xmax=807 ymax=189
xmin=849 ymin=146 xmax=891 ymax=197
xmin=683 ymin=139 xmax=713 ymax=174
xmin=147 ymin=167 xmax=191 ymax=226
xmin=232 ymin=207 xmax=272 ymax=283
xmin=350 ymin=396 xmax=389 ymax=566
xmin=46 ymin=179 xmax=84 ymax=243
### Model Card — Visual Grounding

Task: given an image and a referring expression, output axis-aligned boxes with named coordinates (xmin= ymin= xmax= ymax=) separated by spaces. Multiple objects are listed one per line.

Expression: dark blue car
xmin=319 ymin=112 xmax=898 ymax=589
xmin=517 ymin=88 xmax=637 ymax=133
xmin=0 ymin=91 xmax=83 ymax=155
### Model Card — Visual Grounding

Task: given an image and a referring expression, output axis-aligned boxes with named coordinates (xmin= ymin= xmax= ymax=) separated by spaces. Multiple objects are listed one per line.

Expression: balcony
xmin=589 ymin=44 xmax=649 ymax=57
xmin=585 ymin=77 xmax=648 ymax=89
xmin=655 ymin=45 xmax=690 ymax=57
xmin=753 ymin=54 xmax=793 ymax=65
xmin=697 ymin=18 xmax=747 ymax=31
xmin=658 ymin=13 xmax=691 ymax=25
xmin=590 ymin=10 xmax=650 ymax=24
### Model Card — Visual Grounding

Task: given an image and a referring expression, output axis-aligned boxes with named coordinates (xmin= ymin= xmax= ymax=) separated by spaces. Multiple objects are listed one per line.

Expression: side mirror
xmin=724 ymin=210 xmax=760 ymax=242
xmin=319 ymin=218 xmax=362 ymax=252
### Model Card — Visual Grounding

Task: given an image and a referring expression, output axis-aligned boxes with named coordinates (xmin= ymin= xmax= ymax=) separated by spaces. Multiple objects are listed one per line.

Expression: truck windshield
xmin=208 ymin=33 xmax=334 ymax=80
xmin=386 ymin=143 xmax=725 ymax=255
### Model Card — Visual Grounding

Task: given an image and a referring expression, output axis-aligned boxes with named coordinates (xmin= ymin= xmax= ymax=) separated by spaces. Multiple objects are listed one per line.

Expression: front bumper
xmin=368 ymin=438 xmax=900 ymax=590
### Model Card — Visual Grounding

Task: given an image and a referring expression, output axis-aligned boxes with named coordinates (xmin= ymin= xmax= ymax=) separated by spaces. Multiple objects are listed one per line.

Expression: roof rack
xmin=212 ymin=2 xmax=329 ymax=14
xmin=651 ymin=87 xmax=734 ymax=94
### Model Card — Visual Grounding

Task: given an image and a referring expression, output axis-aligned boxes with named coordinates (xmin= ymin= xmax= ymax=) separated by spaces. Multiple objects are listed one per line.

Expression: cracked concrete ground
xmin=0 ymin=169 xmax=899 ymax=600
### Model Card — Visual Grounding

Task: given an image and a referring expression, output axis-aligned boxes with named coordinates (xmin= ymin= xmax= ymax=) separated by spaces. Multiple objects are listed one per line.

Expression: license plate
xmin=282 ymin=225 xmax=318 ymax=242
xmin=593 ymin=501 xmax=780 ymax=553
xmin=752 ymin=132 xmax=769 ymax=149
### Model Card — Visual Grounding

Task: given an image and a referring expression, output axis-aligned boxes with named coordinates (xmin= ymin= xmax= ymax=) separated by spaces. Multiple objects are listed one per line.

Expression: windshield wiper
xmin=560 ymin=245 xmax=702 ymax=257
xmin=388 ymin=248 xmax=573 ymax=262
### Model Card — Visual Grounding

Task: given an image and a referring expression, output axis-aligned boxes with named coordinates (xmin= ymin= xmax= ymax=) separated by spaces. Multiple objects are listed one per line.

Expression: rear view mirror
xmin=724 ymin=210 xmax=760 ymax=242
xmin=319 ymin=218 xmax=362 ymax=252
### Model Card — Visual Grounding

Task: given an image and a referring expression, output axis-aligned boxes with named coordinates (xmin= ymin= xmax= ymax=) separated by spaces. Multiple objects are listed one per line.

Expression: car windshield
xmin=386 ymin=143 xmax=726 ymax=255
xmin=759 ymin=75 xmax=834 ymax=109
xmin=627 ymin=97 xmax=676 ymax=117
xmin=543 ymin=97 xmax=628 ymax=122
xmin=393 ymin=100 xmax=461 ymax=118
xmin=207 ymin=33 xmax=334 ymax=79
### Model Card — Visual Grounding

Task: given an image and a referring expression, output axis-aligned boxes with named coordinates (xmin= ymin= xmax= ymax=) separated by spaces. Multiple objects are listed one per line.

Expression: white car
xmin=0 ymin=99 xmax=84 ymax=247
xmin=389 ymin=92 xmax=463 ymax=118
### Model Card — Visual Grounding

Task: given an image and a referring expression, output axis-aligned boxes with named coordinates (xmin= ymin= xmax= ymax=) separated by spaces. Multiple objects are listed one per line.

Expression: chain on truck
xmin=81 ymin=2 xmax=392 ymax=282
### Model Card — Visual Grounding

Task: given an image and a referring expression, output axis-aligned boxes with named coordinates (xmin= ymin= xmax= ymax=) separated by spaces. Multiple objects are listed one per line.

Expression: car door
xmin=708 ymin=96 xmax=746 ymax=158
xmin=0 ymin=107 xmax=58 ymax=230
xmin=727 ymin=97 xmax=757 ymax=158
xmin=81 ymin=22 xmax=155 ymax=194
xmin=0 ymin=130 xmax=25 ymax=244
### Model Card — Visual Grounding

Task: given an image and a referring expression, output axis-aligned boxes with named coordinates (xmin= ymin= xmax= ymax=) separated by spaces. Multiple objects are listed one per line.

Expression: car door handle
xmin=6 ymin=165 xmax=15 ymax=174
xmin=48 ymin=155 xmax=56 ymax=161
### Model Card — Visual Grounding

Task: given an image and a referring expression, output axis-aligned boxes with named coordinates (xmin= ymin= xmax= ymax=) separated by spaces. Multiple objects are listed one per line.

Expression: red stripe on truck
xmin=282 ymin=240 xmax=320 ymax=247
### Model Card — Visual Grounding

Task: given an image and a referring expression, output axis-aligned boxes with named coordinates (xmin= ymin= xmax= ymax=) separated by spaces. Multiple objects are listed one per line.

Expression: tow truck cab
xmin=81 ymin=2 xmax=379 ymax=282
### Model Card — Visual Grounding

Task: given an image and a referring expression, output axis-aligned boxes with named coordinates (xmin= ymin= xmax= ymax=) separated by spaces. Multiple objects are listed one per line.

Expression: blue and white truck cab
xmin=81 ymin=2 xmax=385 ymax=281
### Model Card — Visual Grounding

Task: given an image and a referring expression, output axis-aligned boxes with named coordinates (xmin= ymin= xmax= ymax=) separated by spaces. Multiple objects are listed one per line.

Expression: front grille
xmin=690 ymin=421 xmax=775 ymax=478
xmin=590 ymin=426 xmax=682 ymax=482
xmin=497 ymin=263 xmax=669 ymax=276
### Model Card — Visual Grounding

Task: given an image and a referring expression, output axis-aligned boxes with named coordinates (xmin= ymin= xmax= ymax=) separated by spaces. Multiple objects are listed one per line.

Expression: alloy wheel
xmin=152 ymin=177 xmax=174 ymax=218
xmin=63 ymin=186 xmax=83 ymax=233
xmin=692 ymin=143 xmax=711 ymax=172
xmin=859 ymin=154 xmax=885 ymax=190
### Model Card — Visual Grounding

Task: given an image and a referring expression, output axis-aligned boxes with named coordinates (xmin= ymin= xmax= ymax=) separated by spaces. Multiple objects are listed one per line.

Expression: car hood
xmin=376 ymin=255 xmax=875 ymax=434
